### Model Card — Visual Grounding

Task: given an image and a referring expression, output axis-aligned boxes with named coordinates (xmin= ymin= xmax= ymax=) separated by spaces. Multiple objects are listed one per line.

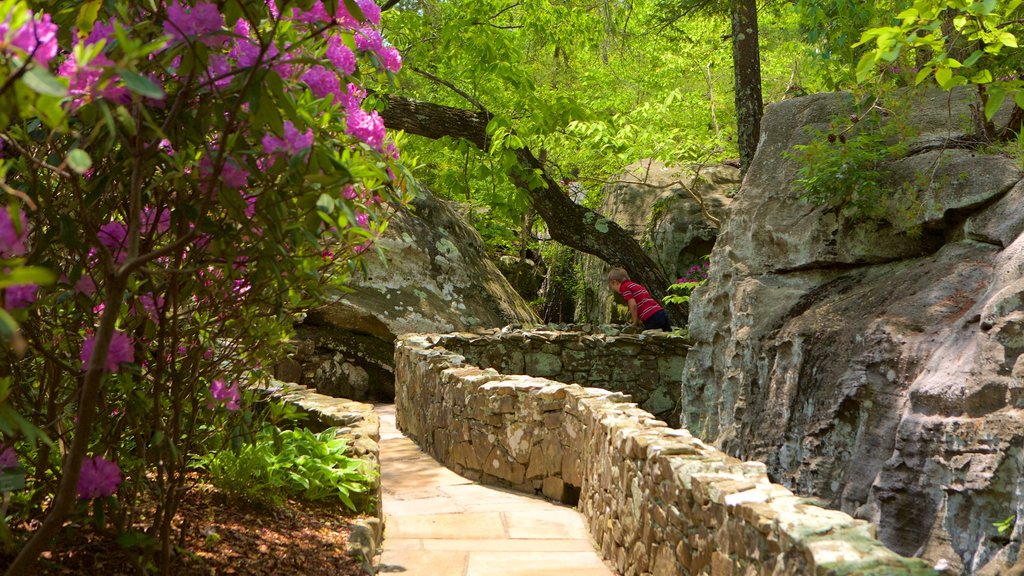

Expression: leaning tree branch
xmin=378 ymin=94 xmax=681 ymax=320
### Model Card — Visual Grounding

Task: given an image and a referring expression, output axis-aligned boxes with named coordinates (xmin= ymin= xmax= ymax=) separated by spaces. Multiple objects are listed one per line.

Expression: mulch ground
xmin=3 ymin=485 xmax=367 ymax=576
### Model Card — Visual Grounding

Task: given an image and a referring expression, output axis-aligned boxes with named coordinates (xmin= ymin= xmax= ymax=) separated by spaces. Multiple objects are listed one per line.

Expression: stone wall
xmin=395 ymin=335 xmax=937 ymax=576
xmin=424 ymin=325 xmax=687 ymax=426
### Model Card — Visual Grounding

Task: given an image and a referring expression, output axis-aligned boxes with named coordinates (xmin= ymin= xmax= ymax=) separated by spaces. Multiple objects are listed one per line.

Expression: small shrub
xmin=195 ymin=425 xmax=374 ymax=511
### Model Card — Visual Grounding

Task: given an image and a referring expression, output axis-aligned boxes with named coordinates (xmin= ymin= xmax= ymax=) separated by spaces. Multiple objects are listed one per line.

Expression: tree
xmin=0 ymin=1 xmax=408 ymax=572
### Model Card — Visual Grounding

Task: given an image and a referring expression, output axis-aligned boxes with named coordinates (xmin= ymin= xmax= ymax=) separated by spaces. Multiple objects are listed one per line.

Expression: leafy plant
xmin=787 ymin=105 xmax=916 ymax=228
xmin=664 ymin=260 xmax=710 ymax=306
xmin=195 ymin=425 xmax=374 ymax=511
xmin=994 ymin=514 xmax=1015 ymax=535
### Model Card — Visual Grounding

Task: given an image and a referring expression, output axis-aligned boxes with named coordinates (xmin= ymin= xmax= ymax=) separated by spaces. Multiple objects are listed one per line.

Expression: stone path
xmin=376 ymin=404 xmax=617 ymax=576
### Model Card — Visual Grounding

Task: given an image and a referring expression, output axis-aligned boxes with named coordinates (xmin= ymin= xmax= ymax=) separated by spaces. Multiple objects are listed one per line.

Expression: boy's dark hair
xmin=607 ymin=267 xmax=629 ymax=282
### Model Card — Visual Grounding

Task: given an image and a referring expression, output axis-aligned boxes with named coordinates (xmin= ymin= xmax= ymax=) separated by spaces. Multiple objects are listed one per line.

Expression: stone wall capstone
xmin=394 ymin=334 xmax=938 ymax=576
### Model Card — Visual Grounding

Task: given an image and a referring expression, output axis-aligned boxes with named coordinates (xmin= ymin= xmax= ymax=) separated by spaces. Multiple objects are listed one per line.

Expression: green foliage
xmin=994 ymin=514 xmax=1015 ymax=534
xmin=855 ymin=0 xmax=1024 ymax=120
xmin=786 ymin=103 xmax=925 ymax=231
xmin=195 ymin=425 xmax=374 ymax=511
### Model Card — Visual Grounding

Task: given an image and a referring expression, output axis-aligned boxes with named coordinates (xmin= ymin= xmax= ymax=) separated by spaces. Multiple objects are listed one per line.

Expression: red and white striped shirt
xmin=620 ymin=280 xmax=662 ymax=321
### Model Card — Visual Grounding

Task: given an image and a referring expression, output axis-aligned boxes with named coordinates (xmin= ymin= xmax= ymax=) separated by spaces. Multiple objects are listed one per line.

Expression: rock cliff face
xmin=577 ymin=161 xmax=738 ymax=323
xmin=683 ymin=89 xmax=1024 ymax=574
xmin=284 ymin=188 xmax=539 ymax=400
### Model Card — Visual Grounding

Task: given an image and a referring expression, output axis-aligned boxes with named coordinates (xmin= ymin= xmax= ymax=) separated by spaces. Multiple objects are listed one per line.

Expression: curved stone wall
xmin=419 ymin=326 xmax=687 ymax=426
xmin=394 ymin=334 xmax=937 ymax=576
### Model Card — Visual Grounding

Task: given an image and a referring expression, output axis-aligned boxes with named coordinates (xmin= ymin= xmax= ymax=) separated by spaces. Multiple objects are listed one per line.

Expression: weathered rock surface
xmin=684 ymin=87 xmax=1024 ymax=574
xmin=287 ymin=189 xmax=539 ymax=400
xmin=577 ymin=160 xmax=739 ymax=323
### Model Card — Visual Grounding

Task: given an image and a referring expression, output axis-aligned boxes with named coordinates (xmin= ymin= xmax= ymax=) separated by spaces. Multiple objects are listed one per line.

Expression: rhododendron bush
xmin=0 ymin=0 xmax=408 ymax=571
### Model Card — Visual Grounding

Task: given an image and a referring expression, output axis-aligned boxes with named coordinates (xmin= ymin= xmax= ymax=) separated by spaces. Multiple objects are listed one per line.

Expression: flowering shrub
xmin=0 ymin=0 xmax=409 ymax=571
xmin=665 ymin=261 xmax=709 ymax=307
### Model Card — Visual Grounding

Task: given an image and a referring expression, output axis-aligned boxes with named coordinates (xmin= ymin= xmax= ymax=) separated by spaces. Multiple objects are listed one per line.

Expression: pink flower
xmin=136 ymin=293 xmax=165 ymax=322
xmin=76 ymin=455 xmax=122 ymax=499
xmin=326 ymin=36 xmax=357 ymax=76
xmin=354 ymin=25 xmax=383 ymax=53
xmin=208 ymin=379 xmax=241 ymax=411
xmin=356 ymin=0 xmax=382 ymax=25
xmin=58 ymin=51 xmax=129 ymax=110
xmin=141 ymin=206 xmax=172 ymax=234
xmin=5 ymin=284 xmax=38 ymax=310
xmin=79 ymin=18 xmax=115 ymax=47
xmin=80 ymin=329 xmax=135 ymax=373
xmin=164 ymin=1 xmax=225 ymax=46
xmin=97 ymin=221 xmax=128 ymax=264
xmin=378 ymin=46 xmax=402 ymax=73
xmin=0 ymin=444 xmax=18 ymax=471
xmin=1 ymin=10 xmax=59 ymax=66
xmin=342 ymin=185 xmax=358 ymax=200
xmin=0 ymin=207 xmax=29 ymax=258
xmin=75 ymin=275 xmax=97 ymax=296
xmin=340 ymin=82 xmax=365 ymax=110
xmin=301 ymin=65 xmax=342 ymax=101
xmin=200 ymin=155 xmax=250 ymax=190
xmin=345 ymin=108 xmax=385 ymax=150
xmin=355 ymin=212 xmax=369 ymax=227
xmin=262 ymin=121 xmax=314 ymax=156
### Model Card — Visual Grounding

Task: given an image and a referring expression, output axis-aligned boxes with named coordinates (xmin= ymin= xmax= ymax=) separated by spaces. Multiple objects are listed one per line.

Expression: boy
xmin=607 ymin=267 xmax=672 ymax=331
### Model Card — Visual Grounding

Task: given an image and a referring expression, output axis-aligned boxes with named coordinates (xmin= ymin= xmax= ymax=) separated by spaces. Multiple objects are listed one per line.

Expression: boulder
xmin=577 ymin=160 xmax=739 ymax=323
xmin=684 ymin=87 xmax=1024 ymax=574
xmin=284 ymin=188 xmax=539 ymax=401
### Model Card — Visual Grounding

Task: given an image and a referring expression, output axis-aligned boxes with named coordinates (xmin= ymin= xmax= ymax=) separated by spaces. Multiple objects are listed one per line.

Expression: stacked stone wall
xmin=426 ymin=326 xmax=686 ymax=426
xmin=394 ymin=334 xmax=937 ymax=576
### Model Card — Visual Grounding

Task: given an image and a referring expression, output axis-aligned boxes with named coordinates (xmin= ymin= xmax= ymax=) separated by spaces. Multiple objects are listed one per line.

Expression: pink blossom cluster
xmin=0 ymin=207 xmax=29 ymax=258
xmin=76 ymin=455 xmax=122 ymax=499
xmin=80 ymin=330 xmax=135 ymax=373
xmin=0 ymin=444 xmax=18 ymax=471
xmin=0 ymin=9 xmax=58 ymax=66
xmin=208 ymin=379 xmax=240 ymax=411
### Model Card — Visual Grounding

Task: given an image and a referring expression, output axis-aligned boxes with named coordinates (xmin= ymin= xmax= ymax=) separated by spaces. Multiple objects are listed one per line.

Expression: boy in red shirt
xmin=607 ymin=267 xmax=672 ymax=331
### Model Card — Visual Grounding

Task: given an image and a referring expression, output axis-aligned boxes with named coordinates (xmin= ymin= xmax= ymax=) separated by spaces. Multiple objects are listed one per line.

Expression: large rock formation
xmin=684 ymin=88 xmax=1024 ymax=574
xmin=577 ymin=160 xmax=738 ymax=323
xmin=283 ymin=188 xmax=539 ymax=400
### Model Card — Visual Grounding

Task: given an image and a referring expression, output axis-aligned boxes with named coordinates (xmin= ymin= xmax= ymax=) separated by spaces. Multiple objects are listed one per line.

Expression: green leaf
xmin=0 ymin=469 xmax=25 ymax=492
xmin=66 ymin=148 xmax=93 ymax=174
xmin=855 ymin=51 xmax=878 ymax=82
xmin=316 ymin=193 xmax=336 ymax=214
xmin=962 ymin=50 xmax=983 ymax=67
xmin=970 ymin=69 xmax=993 ymax=84
xmin=76 ymin=0 xmax=103 ymax=39
xmin=896 ymin=8 xmax=918 ymax=20
xmin=1014 ymin=90 xmax=1024 ymax=110
xmin=915 ymin=66 xmax=934 ymax=85
xmin=118 ymin=69 xmax=166 ymax=100
xmin=341 ymin=0 xmax=365 ymax=22
xmin=998 ymin=31 xmax=1018 ymax=48
xmin=935 ymin=67 xmax=953 ymax=88
xmin=20 ymin=65 xmax=68 ymax=97
xmin=984 ymin=88 xmax=1006 ymax=120
xmin=0 ymin=266 xmax=56 ymax=288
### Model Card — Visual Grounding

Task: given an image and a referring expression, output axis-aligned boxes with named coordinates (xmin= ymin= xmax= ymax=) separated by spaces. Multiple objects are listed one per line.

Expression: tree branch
xmin=379 ymin=94 xmax=680 ymax=319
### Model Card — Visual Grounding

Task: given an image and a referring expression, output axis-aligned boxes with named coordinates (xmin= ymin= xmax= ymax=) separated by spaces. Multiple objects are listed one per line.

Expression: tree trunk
xmin=379 ymin=95 xmax=681 ymax=321
xmin=731 ymin=0 xmax=762 ymax=175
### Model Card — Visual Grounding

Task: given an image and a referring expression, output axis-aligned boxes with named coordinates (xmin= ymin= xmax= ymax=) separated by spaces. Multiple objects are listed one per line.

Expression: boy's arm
xmin=626 ymin=298 xmax=639 ymax=326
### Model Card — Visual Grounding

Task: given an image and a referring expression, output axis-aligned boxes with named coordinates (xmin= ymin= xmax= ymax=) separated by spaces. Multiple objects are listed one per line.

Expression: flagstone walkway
xmin=376 ymin=404 xmax=617 ymax=576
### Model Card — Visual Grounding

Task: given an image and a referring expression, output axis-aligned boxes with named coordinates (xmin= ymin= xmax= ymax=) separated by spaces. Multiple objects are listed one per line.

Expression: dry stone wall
xmin=394 ymin=335 xmax=937 ymax=576
xmin=426 ymin=326 xmax=686 ymax=426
